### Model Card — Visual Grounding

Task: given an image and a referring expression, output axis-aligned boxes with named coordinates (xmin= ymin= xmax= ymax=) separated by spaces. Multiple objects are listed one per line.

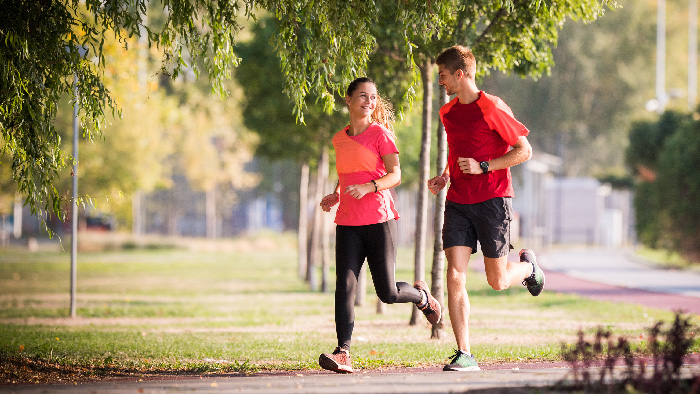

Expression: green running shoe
xmin=443 ymin=350 xmax=480 ymax=371
xmin=520 ymin=249 xmax=544 ymax=296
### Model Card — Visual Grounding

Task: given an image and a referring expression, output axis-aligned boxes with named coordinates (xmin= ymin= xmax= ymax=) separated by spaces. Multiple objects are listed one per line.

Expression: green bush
xmin=656 ymin=119 xmax=700 ymax=260
xmin=627 ymin=110 xmax=700 ymax=262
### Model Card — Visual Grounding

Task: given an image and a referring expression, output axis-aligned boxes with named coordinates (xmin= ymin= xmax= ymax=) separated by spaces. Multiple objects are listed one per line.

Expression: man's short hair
xmin=436 ymin=45 xmax=476 ymax=79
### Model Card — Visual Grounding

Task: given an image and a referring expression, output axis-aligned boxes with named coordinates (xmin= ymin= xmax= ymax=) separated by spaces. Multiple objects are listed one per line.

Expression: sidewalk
xmin=0 ymin=367 xmax=574 ymax=394
xmin=3 ymin=361 xmax=699 ymax=394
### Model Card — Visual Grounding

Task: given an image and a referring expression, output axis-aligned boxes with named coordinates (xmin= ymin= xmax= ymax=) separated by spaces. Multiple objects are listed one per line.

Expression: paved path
xmin=0 ymin=367 xmax=575 ymax=394
xmin=5 ymin=361 xmax=699 ymax=394
xmin=538 ymin=247 xmax=700 ymax=315
xmin=3 ymin=247 xmax=699 ymax=394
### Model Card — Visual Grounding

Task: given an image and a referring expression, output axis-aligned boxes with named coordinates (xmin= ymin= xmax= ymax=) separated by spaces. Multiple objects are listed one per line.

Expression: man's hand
xmin=457 ymin=157 xmax=480 ymax=174
xmin=427 ymin=174 xmax=448 ymax=195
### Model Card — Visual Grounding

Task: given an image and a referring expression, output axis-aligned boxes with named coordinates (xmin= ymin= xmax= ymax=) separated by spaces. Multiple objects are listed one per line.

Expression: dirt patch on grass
xmin=1 ymin=354 xmax=247 ymax=386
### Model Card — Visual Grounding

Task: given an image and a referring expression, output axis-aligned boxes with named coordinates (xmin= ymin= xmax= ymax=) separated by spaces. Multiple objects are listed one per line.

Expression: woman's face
xmin=346 ymin=82 xmax=377 ymax=118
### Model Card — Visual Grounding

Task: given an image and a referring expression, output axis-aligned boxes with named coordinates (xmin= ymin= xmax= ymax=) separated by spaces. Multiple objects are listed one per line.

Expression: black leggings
xmin=334 ymin=219 xmax=422 ymax=350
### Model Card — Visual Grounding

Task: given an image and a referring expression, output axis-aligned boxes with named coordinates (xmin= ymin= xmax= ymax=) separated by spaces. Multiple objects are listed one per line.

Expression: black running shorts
xmin=442 ymin=197 xmax=514 ymax=258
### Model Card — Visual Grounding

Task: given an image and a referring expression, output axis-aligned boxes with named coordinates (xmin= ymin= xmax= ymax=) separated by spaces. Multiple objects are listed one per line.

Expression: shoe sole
xmin=318 ymin=354 xmax=353 ymax=374
xmin=443 ymin=365 xmax=481 ymax=371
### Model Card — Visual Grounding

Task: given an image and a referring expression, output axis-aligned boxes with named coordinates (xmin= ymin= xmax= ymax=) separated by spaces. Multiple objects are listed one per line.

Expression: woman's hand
xmin=344 ymin=183 xmax=374 ymax=200
xmin=320 ymin=192 xmax=340 ymax=212
xmin=427 ymin=174 xmax=448 ymax=195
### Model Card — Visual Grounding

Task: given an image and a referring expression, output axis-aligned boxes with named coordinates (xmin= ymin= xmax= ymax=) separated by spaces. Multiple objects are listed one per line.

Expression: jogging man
xmin=427 ymin=45 xmax=545 ymax=372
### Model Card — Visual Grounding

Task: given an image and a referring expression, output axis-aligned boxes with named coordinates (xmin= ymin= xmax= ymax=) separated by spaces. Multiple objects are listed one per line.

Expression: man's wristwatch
xmin=479 ymin=161 xmax=489 ymax=174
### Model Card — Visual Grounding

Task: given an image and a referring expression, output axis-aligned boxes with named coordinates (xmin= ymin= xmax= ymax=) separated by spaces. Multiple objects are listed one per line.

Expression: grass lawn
xmin=0 ymin=233 xmax=695 ymax=383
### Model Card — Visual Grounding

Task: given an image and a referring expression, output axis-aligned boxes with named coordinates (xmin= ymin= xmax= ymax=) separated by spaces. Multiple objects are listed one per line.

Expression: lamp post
xmin=70 ymin=45 xmax=88 ymax=319
xmin=690 ymin=0 xmax=698 ymax=111
xmin=656 ymin=0 xmax=667 ymax=114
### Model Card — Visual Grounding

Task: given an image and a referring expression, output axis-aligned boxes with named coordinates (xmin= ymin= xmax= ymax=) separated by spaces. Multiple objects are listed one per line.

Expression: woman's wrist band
xmin=371 ymin=180 xmax=378 ymax=193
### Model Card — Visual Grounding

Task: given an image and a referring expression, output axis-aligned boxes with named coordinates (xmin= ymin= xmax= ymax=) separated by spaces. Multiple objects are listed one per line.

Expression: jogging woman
xmin=317 ymin=77 xmax=441 ymax=374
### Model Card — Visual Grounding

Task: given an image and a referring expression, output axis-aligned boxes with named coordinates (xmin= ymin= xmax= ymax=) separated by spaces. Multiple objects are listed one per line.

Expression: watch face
xmin=480 ymin=161 xmax=488 ymax=172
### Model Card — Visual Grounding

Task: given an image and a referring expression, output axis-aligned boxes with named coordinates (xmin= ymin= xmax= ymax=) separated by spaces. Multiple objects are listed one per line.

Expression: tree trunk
xmin=308 ymin=147 xmax=328 ymax=291
xmin=1 ymin=214 xmax=7 ymax=247
xmin=298 ymin=163 xmax=310 ymax=279
xmin=321 ymin=209 xmax=331 ymax=293
xmin=13 ymin=195 xmax=22 ymax=239
xmin=431 ymin=82 xmax=449 ymax=339
xmin=320 ymin=146 xmax=331 ymax=293
xmin=376 ymin=297 xmax=386 ymax=314
xmin=306 ymin=170 xmax=317 ymax=281
xmin=132 ymin=191 xmax=143 ymax=236
xmin=205 ymin=186 xmax=216 ymax=239
xmin=410 ymin=61 xmax=433 ymax=325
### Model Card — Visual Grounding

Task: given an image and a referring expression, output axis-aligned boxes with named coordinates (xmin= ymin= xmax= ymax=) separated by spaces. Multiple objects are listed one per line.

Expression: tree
xmin=0 ymin=151 xmax=17 ymax=242
xmin=163 ymin=77 xmax=258 ymax=239
xmin=1 ymin=0 xmax=253 ymax=232
xmin=480 ymin=0 xmax=658 ymax=176
xmin=50 ymin=38 xmax=174 ymax=229
xmin=430 ymin=86 xmax=449 ymax=338
xmin=235 ymin=18 xmax=345 ymax=289
xmin=366 ymin=0 xmax=616 ymax=327
xmin=625 ymin=110 xmax=700 ymax=261
xmin=656 ymin=116 xmax=700 ymax=261
xmin=2 ymin=0 xmax=616 ymax=236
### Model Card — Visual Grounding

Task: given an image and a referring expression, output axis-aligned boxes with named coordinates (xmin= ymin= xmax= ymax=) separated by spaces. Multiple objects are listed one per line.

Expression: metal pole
xmin=657 ymin=0 xmax=667 ymax=113
xmin=690 ymin=0 xmax=698 ymax=110
xmin=70 ymin=71 xmax=79 ymax=319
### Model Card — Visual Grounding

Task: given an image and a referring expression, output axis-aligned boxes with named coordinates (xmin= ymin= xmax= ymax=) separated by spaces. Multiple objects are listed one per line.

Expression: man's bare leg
xmin=483 ymin=254 xmax=532 ymax=291
xmin=445 ymin=246 xmax=472 ymax=353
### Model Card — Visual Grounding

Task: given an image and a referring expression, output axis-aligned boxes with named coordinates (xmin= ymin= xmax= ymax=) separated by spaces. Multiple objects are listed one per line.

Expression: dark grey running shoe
xmin=520 ymin=249 xmax=544 ymax=296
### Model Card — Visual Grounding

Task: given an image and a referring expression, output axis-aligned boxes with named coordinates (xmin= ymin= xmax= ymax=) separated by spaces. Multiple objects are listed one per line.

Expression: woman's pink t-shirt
xmin=332 ymin=123 xmax=400 ymax=226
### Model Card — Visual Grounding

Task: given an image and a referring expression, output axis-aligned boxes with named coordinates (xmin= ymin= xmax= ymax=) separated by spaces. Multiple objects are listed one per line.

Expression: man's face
xmin=438 ymin=64 xmax=459 ymax=96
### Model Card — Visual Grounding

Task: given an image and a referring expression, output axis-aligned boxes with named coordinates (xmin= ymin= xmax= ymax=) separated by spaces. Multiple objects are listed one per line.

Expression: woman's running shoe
xmin=319 ymin=347 xmax=353 ymax=373
xmin=414 ymin=280 xmax=442 ymax=324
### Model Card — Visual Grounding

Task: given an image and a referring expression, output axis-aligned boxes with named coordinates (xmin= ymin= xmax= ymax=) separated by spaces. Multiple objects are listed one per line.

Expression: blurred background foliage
xmin=1 ymin=0 xmax=699 ymax=261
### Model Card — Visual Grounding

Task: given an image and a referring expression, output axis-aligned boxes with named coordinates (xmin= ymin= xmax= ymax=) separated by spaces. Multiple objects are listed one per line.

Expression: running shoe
xmin=443 ymin=349 xmax=480 ymax=371
xmin=520 ymin=249 xmax=544 ymax=296
xmin=319 ymin=347 xmax=353 ymax=373
xmin=413 ymin=280 xmax=442 ymax=324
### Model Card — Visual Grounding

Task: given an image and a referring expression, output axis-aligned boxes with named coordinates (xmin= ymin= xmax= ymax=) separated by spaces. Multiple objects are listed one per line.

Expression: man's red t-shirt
xmin=439 ymin=91 xmax=529 ymax=204
xmin=332 ymin=123 xmax=400 ymax=226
